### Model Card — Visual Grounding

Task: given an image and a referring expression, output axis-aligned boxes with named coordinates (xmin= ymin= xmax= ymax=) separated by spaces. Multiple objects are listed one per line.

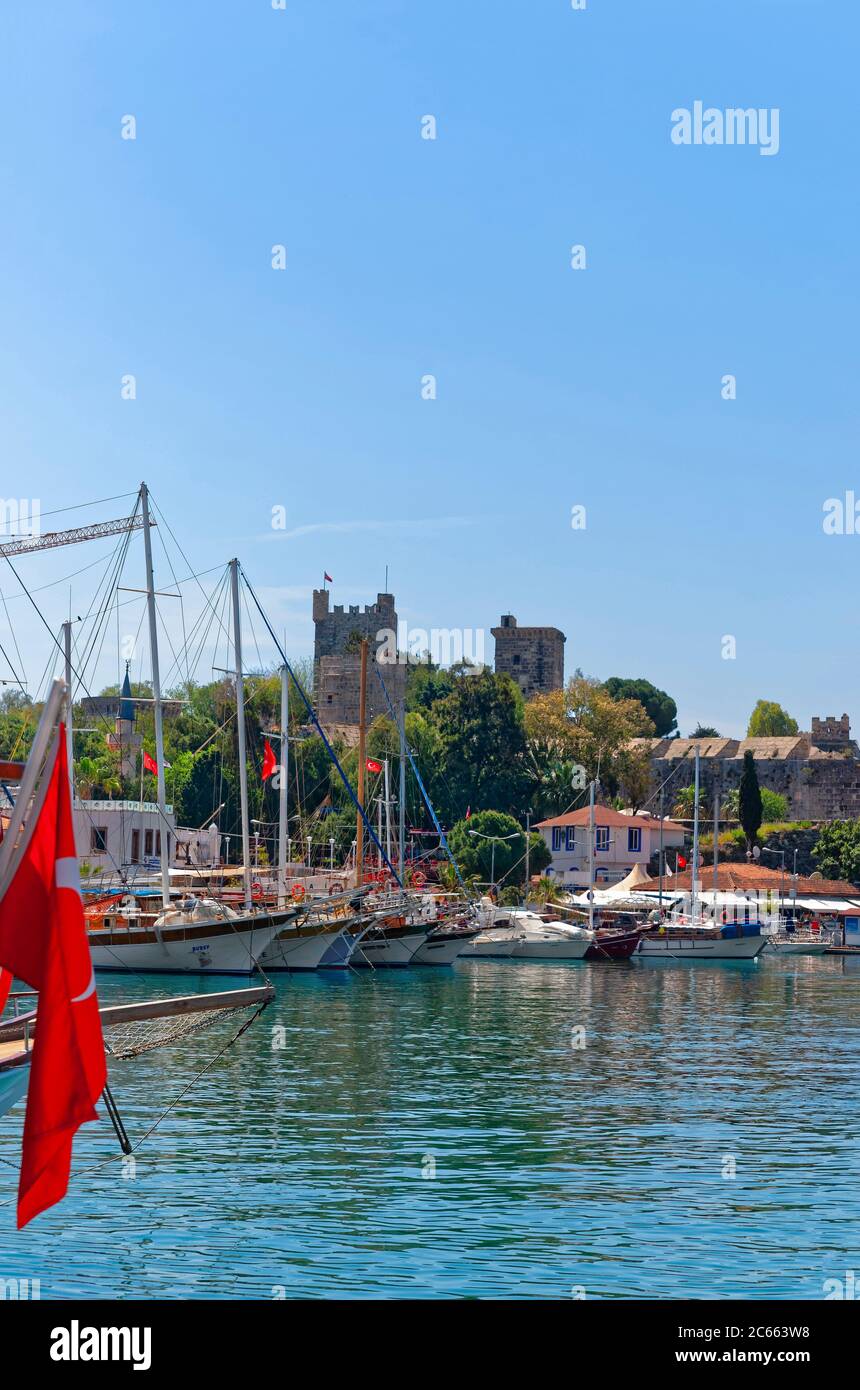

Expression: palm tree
xmin=672 ymin=784 xmax=706 ymax=819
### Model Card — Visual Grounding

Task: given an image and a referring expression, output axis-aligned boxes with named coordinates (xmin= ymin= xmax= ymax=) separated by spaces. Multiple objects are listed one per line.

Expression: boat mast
xmin=141 ymin=483 xmax=171 ymax=912
xmin=229 ymin=558 xmax=252 ymax=913
xmin=398 ymin=700 xmax=406 ymax=879
xmin=588 ymin=779 xmax=595 ymax=932
xmin=278 ymin=662 xmax=289 ymax=908
xmin=355 ymin=638 xmax=368 ymax=888
xmin=691 ymin=742 xmax=701 ymax=924
xmin=62 ymin=619 xmax=75 ymax=799
xmin=384 ymin=756 xmax=392 ymax=871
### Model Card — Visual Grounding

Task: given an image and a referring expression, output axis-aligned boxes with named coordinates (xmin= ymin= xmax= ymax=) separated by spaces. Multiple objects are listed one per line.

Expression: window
xmin=595 ymin=827 xmax=610 ymax=852
xmin=131 ymin=829 xmax=140 ymax=863
xmin=155 ymin=831 xmax=161 ymax=857
xmin=512 ymin=654 xmax=521 ymax=666
xmin=565 ymin=827 xmax=576 ymax=852
xmin=627 ymin=828 xmax=642 ymax=853
xmin=552 ymin=827 xmax=564 ymax=852
xmin=144 ymin=829 xmax=153 ymax=857
xmin=90 ymin=826 xmax=107 ymax=854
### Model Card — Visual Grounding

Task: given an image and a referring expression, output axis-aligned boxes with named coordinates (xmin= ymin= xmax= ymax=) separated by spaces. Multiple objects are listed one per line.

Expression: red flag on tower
xmin=366 ymin=758 xmax=382 ymax=775
xmin=324 ymin=572 xmax=333 ymax=585
xmin=0 ymin=729 xmax=106 ymax=1227
xmin=261 ymin=739 xmax=277 ymax=781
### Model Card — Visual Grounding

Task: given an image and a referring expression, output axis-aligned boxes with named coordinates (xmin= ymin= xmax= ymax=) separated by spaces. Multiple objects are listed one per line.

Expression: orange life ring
xmin=413 ymin=871 xmax=427 ymax=888
xmin=251 ymin=880 xmax=264 ymax=902
xmin=291 ymin=883 xmax=306 ymax=901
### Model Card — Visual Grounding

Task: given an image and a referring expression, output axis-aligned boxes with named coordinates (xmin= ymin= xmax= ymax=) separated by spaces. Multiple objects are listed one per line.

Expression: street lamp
xmin=468 ymin=828 xmax=519 ymax=896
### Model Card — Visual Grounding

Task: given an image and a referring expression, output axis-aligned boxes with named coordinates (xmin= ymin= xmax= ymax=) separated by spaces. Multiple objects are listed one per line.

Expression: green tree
xmin=690 ymin=724 xmax=720 ymax=739
xmin=604 ymin=677 xmax=677 ymax=737
xmin=430 ymin=670 xmax=531 ymax=821
xmin=813 ymin=821 xmax=860 ymax=883
xmin=747 ymin=700 xmax=799 ymax=737
xmin=448 ymin=809 xmax=549 ymax=888
xmin=738 ymin=750 xmax=763 ymax=850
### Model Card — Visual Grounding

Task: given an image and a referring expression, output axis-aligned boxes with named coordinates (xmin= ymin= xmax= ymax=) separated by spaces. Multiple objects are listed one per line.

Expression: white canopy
xmin=603 ymin=863 xmax=653 ymax=897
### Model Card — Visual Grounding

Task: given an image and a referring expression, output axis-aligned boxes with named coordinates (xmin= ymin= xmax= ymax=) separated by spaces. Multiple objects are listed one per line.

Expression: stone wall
xmin=649 ymin=751 xmax=860 ymax=821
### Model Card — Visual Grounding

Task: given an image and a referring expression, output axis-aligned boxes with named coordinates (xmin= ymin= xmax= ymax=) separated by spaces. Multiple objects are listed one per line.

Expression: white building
xmin=75 ymin=800 xmax=221 ymax=876
xmin=535 ymin=807 xmax=686 ymax=890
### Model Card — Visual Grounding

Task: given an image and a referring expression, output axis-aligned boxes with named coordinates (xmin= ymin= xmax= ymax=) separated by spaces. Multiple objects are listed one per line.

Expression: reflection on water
xmin=0 ymin=955 xmax=858 ymax=1299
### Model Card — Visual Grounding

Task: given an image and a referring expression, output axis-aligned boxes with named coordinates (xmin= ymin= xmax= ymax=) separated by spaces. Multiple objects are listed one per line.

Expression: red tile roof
xmin=536 ymin=808 xmax=685 ymax=831
xmin=640 ymin=863 xmax=859 ymax=897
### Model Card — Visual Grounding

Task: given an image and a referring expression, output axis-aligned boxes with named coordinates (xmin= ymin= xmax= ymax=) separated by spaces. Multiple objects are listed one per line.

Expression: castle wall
xmin=646 ymin=752 xmax=860 ymax=821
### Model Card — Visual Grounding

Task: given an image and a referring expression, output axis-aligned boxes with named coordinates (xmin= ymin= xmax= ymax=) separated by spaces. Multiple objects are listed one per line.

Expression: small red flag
xmin=142 ymin=750 xmax=158 ymax=775
xmin=262 ymin=739 xmax=277 ymax=781
xmin=365 ymin=758 xmax=382 ymax=774
xmin=465 ymin=806 xmax=471 ymax=820
xmin=0 ymin=729 xmax=106 ymax=1227
xmin=678 ymin=855 xmax=687 ymax=869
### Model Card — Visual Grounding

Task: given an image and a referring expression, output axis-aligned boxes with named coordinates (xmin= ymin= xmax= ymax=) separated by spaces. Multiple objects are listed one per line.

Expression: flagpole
xmin=230 ymin=559 xmax=252 ymax=913
xmin=141 ymin=483 xmax=171 ymax=912
xmin=384 ymin=756 xmax=392 ymax=872
xmin=278 ymin=663 xmax=289 ymax=909
xmin=0 ymin=680 xmax=66 ymax=895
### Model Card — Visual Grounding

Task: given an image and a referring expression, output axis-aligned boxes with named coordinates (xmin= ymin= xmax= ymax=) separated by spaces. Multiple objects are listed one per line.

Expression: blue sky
xmin=0 ymin=0 xmax=857 ymax=737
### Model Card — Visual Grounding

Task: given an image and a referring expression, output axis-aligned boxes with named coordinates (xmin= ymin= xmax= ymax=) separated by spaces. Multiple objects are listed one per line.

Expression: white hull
xmin=636 ymin=932 xmax=764 ymax=960
xmin=459 ymin=933 xmax=517 ymax=959
xmin=411 ymin=934 xmax=473 ymax=965
xmin=352 ymin=930 xmax=426 ymax=967
xmin=461 ymin=920 xmax=592 ymax=961
xmin=89 ymin=916 xmax=283 ymax=974
xmin=511 ymin=934 xmax=590 ymax=960
xmin=259 ymin=927 xmax=355 ymax=971
xmin=765 ymin=937 xmax=828 ymax=956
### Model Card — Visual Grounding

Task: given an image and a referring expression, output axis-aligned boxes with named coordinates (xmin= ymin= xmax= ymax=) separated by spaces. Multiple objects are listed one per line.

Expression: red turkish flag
xmin=142 ymin=750 xmax=158 ymax=775
xmin=366 ymin=758 xmax=382 ymax=775
xmin=261 ymin=739 xmax=277 ymax=781
xmin=0 ymin=730 xmax=106 ymax=1227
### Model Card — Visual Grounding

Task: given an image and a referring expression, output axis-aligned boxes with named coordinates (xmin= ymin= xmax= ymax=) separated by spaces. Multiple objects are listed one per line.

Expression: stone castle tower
xmin=491 ymin=614 xmax=565 ymax=699
xmin=312 ymin=590 xmax=406 ymax=727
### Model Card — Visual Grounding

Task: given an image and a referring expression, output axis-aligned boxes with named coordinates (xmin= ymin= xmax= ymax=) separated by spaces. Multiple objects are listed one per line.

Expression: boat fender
xmin=251 ymin=880 xmax=264 ymax=902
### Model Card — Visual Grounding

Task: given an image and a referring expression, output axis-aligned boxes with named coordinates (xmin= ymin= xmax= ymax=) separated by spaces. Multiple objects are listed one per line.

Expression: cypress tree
xmin=739 ymin=749 xmax=763 ymax=853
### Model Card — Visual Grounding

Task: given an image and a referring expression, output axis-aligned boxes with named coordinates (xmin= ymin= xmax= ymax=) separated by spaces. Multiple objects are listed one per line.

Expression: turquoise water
xmin=0 ymin=955 xmax=858 ymax=1299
